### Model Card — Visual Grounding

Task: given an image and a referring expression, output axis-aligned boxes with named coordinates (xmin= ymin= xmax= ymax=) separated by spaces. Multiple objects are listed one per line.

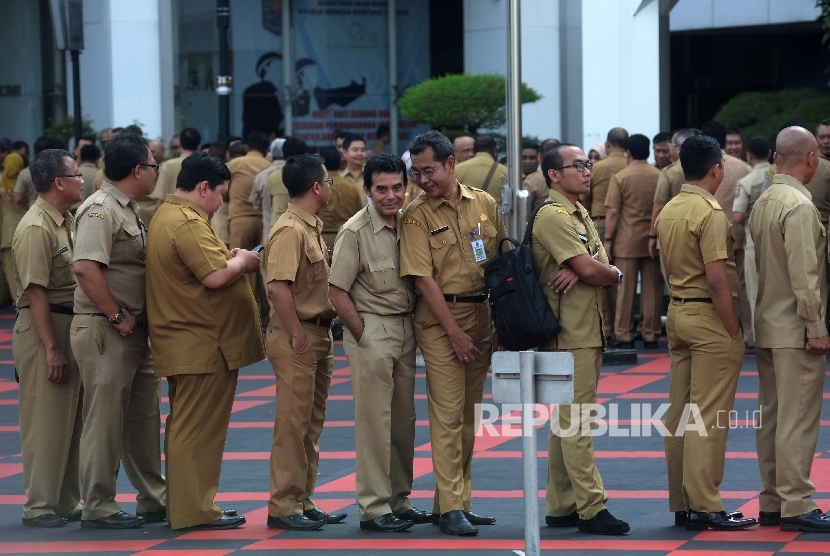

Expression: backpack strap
xmin=522 ymin=201 xmax=554 ymax=246
xmin=482 ymin=160 xmax=500 ymax=192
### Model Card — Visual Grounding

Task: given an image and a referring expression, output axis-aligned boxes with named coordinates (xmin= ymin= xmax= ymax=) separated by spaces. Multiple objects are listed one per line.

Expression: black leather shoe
xmin=81 ymin=511 xmax=145 ymax=529
xmin=780 ymin=509 xmax=830 ymax=532
xmin=60 ymin=510 xmax=83 ymax=522
xmin=610 ymin=340 xmax=635 ymax=350
xmin=22 ymin=514 xmax=68 ymax=528
xmin=643 ymin=340 xmax=659 ymax=349
xmin=136 ymin=509 xmax=167 ymax=523
xmin=464 ymin=511 xmax=495 ymax=525
xmin=360 ymin=513 xmax=414 ymax=532
xmin=546 ymin=511 xmax=578 ymax=527
xmin=759 ymin=511 xmax=781 ymax=526
xmin=439 ymin=510 xmax=478 ymax=536
xmin=686 ymin=510 xmax=756 ymax=531
xmin=395 ymin=507 xmax=434 ymax=524
xmin=178 ymin=515 xmax=246 ymax=530
xmin=676 ymin=510 xmax=743 ymax=526
xmin=428 ymin=513 xmax=440 ymax=525
xmin=304 ymin=506 xmax=347 ymax=524
xmin=268 ymin=513 xmax=325 ymax=530
xmin=577 ymin=509 xmax=630 ymax=535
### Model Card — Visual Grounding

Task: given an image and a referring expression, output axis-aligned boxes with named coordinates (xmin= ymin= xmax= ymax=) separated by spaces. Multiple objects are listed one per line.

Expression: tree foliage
xmin=714 ymin=88 xmax=830 ymax=145
xmin=398 ymin=74 xmax=542 ymax=135
xmin=45 ymin=116 xmax=98 ymax=146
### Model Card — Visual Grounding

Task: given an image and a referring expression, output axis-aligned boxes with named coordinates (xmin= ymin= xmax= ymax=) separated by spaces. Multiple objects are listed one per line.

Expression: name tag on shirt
xmin=472 ymin=239 xmax=486 ymax=262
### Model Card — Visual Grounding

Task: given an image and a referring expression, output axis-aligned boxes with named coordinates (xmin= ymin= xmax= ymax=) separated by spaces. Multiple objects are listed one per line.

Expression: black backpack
xmin=484 ymin=202 xmax=561 ymax=351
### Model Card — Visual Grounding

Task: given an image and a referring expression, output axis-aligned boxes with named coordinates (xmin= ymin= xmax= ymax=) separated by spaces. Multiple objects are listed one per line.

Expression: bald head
xmin=148 ymin=140 xmax=165 ymax=164
xmin=774 ymin=126 xmax=819 ymax=184
xmin=605 ymin=127 xmax=629 ymax=153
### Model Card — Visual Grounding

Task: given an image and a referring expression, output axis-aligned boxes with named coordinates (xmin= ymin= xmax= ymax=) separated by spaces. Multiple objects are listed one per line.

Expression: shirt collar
xmin=165 ymin=194 xmax=209 ymax=221
xmin=367 ymin=202 xmax=401 ymax=236
xmin=426 ymin=181 xmax=475 ymax=212
xmin=35 ymin=196 xmax=69 ymax=226
xmin=473 ymin=152 xmax=494 ymax=162
xmin=101 ymin=182 xmax=131 ymax=208
xmin=773 ymin=173 xmax=812 ymax=199
xmin=608 ymin=151 xmax=625 ymax=159
xmin=287 ymin=203 xmax=322 ymax=230
xmin=680 ymin=183 xmax=717 ymax=201
xmin=80 ymin=161 xmax=97 ymax=168
xmin=547 ymin=189 xmax=579 ymax=214
xmin=246 ymin=151 xmax=265 ymax=159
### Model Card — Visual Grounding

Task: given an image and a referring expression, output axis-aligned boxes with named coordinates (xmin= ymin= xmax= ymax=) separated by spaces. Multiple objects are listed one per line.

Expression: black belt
xmin=444 ymin=293 xmax=488 ymax=304
xmin=302 ymin=317 xmax=333 ymax=327
xmin=18 ymin=305 xmax=74 ymax=316
xmin=671 ymin=297 xmax=712 ymax=303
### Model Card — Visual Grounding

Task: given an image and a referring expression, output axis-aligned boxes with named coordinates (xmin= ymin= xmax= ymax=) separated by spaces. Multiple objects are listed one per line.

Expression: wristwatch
xmin=108 ymin=309 xmax=124 ymax=325
xmin=614 ymin=268 xmax=624 ymax=284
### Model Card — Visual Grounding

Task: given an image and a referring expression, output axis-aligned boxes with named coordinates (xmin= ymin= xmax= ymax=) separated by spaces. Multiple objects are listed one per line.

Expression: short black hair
xmin=282 ymin=154 xmax=326 ymax=198
xmin=320 ymin=147 xmax=342 ymax=171
xmin=727 ymin=128 xmax=742 ymax=137
xmin=246 ymin=130 xmax=270 ymax=155
xmin=409 ymin=130 xmax=454 ymax=160
xmin=540 ymin=138 xmax=561 ymax=153
xmin=701 ymin=120 xmax=728 ymax=149
xmin=207 ymin=141 xmax=227 ymax=160
xmin=79 ymin=144 xmax=101 ymax=163
xmin=745 ymin=136 xmax=770 ymax=160
xmin=680 ymin=135 xmax=723 ymax=181
xmin=816 ymin=119 xmax=830 ymax=134
xmin=0 ymin=138 xmax=10 ymax=153
xmin=541 ymin=143 xmax=579 ymax=187
xmin=123 ymin=124 xmax=143 ymax=136
xmin=226 ymin=135 xmax=244 ymax=147
xmin=607 ymin=128 xmax=629 ymax=148
xmin=177 ymin=152 xmax=231 ymax=191
xmin=30 ymin=149 xmax=74 ymax=193
xmin=45 ymin=138 xmax=66 ymax=150
xmin=343 ymin=134 xmax=365 ymax=151
xmin=626 ymin=134 xmax=650 ymax=160
xmin=335 ymin=130 xmax=349 ymax=142
xmin=179 ymin=128 xmax=202 ymax=151
xmin=283 ymin=137 xmax=309 ymax=158
xmin=652 ymin=131 xmax=672 ymax=144
xmin=364 ymin=153 xmax=406 ymax=189
xmin=474 ymin=135 xmax=497 ymax=154
xmin=33 ymin=136 xmax=50 ymax=155
xmin=376 ymin=125 xmax=390 ymax=138
xmin=522 ymin=140 xmax=540 ymax=152
xmin=104 ymin=133 xmax=150 ymax=182
xmin=12 ymin=140 xmax=28 ymax=152
xmin=228 ymin=142 xmax=248 ymax=158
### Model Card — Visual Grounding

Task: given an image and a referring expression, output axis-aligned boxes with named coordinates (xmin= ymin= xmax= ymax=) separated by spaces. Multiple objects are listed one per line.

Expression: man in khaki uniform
xmin=726 ymin=129 xmax=744 ymax=160
xmin=732 ymin=137 xmax=772 ymax=348
xmin=318 ymin=147 xmax=365 ymax=248
xmin=603 ymin=134 xmax=662 ymax=348
xmin=150 ymin=128 xmax=200 ymax=210
xmin=530 ymin=143 xmax=629 ymax=536
xmin=453 ymin=135 xmax=474 ymax=163
xmin=653 ymin=132 xmax=672 ymax=170
xmin=78 ymin=144 xmax=101 ymax=203
xmin=454 ymin=135 xmax=508 ymax=206
xmin=400 ymin=130 xmax=505 ymax=536
xmin=523 ymin=138 xmax=561 ymax=211
xmin=750 ymin=126 xmax=830 ymax=532
xmin=14 ymin=137 xmax=60 ymax=212
xmin=147 ymin=152 xmax=262 ymax=530
xmin=13 ymin=149 xmax=84 ymax=527
xmin=252 ymin=138 xmax=286 ymax=240
xmin=266 ymin=154 xmax=345 ymax=531
xmin=71 ymin=134 xmax=166 ymax=529
xmin=340 ymin=134 xmax=368 ymax=196
xmin=656 ymin=135 xmax=755 ymax=532
xmin=269 ymin=138 xmax=310 ymax=227
xmin=329 ymin=153 xmax=431 ymax=532
xmin=521 ymin=141 xmax=540 ymax=179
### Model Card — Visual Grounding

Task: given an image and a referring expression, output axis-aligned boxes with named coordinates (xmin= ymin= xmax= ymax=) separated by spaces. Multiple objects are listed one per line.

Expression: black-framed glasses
xmin=58 ymin=173 xmax=83 ymax=179
xmin=408 ymin=159 xmax=447 ymax=182
xmin=140 ymin=163 xmax=160 ymax=173
xmin=317 ymin=178 xmax=333 ymax=187
xmin=554 ymin=161 xmax=593 ymax=173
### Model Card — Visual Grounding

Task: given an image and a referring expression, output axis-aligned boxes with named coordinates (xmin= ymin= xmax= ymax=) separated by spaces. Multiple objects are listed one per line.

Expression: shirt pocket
xmin=366 ymin=256 xmax=398 ymax=294
xmin=118 ymin=224 xmax=145 ymax=262
xmin=52 ymin=249 xmax=74 ymax=285
xmin=479 ymin=220 xmax=499 ymax=263
xmin=428 ymin=230 xmax=458 ymax=270
xmin=305 ymin=244 xmax=329 ymax=284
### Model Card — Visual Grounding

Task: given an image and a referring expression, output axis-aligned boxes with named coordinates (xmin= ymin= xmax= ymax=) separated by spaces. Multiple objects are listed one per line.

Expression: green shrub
xmin=45 ymin=116 xmax=98 ymax=146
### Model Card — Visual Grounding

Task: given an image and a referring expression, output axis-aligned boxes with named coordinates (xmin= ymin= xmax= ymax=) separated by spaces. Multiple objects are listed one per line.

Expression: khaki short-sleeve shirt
xmin=149 ymin=156 xmax=185 ymax=202
xmin=265 ymin=203 xmax=336 ymax=321
xmin=653 ymin=160 xmax=684 ymax=206
xmin=340 ymin=168 xmax=367 ymax=197
xmin=655 ymin=184 xmax=738 ymax=300
xmin=13 ymin=168 xmax=38 ymax=209
xmin=329 ymin=204 xmax=416 ymax=315
xmin=530 ymin=189 xmax=608 ymax=350
xmin=73 ymin=183 xmax=148 ymax=319
xmin=454 ymin=152 xmax=509 ymax=206
xmin=522 ymin=170 xmax=550 ymax=211
xmin=269 ymin=168 xmax=290 ymax=225
xmin=229 ymin=152 xmax=272 ymax=220
xmin=318 ymin=174 xmax=367 ymax=247
xmin=79 ymin=162 xmax=99 ymax=202
xmin=147 ymin=194 xmax=264 ymax=376
xmin=399 ymin=182 xmax=507 ymax=295
xmin=13 ymin=197 xmax=76 ymax=308
xmin=749 ymin=174 xmax=828 ymax=346
xmin=604 ymin=160 xmax=661 ymax=258
xmin=715 ymin=152 xmax=752 ymax=247
xmin=587 ymin=152 xmax=627 ymax=217
xmin=804 ymin=157 xmax=830 ymax=224
xmin=733 ymin=162 xmax=771 ymax=217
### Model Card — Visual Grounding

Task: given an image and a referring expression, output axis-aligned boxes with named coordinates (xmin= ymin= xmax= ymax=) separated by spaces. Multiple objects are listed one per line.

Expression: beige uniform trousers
xmin=13 ymin=309 xmax=83 ymax=519
xmin=2 ymin=248 xmax=17 ymax=301
xmin=71 ymin=315 xmax=166 ymax=520
xmin=229 ymin=215 xmax=270 ymax=325
xmin=614 ymin=257 xmax=663 ymax=341
xmin=544 ymin=347 xmax=608 ymax=520
xmin=744 ymin=233 xmax=758 ymax=332
xmin=344 ymin=313 xmax=416 ymax=521
xmin=415 ymin=301 xmax=491 ymax=515
xmin=735 ymin=248 xmax=754 ymax=346
xmin=756 ymin=347 xmax=825 ymax=517
xmin=165 ymin=363 xmax=238 ymax=529
xmin=664 ymin=301 xmax=744 ymax=512
xmin=267 ymin=321 xmax=333 ymax=517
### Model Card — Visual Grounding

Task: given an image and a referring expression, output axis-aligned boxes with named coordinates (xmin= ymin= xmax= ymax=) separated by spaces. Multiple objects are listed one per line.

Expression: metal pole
xmin=387 ymin=0 xmax=398 ymax=155
xmin=506 ymin=0 xmax=522 ymax=239
xmin=70 ymin=49 xmax=81 ymax=144
xmin=516 ymin=350 xmax=540 ymax=556
xmin=282 ymin=0 xmax=292 ymax=136
xmin=217 ymin=0 xmax=230 ymax=141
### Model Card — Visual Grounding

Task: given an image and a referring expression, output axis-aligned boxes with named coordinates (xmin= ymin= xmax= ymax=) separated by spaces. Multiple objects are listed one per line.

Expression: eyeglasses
xmin=316 ymin=178 xmax=334 ymax=187
xmin=408 ymin=159 xmax=447 ymax=182
xmin=554 ymin=161 xmax=593 ymax=173
xmin=140 ymin=163 xmax=160 ymax=173
xmin=58 ymin=173 xmax=83 ymax=179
